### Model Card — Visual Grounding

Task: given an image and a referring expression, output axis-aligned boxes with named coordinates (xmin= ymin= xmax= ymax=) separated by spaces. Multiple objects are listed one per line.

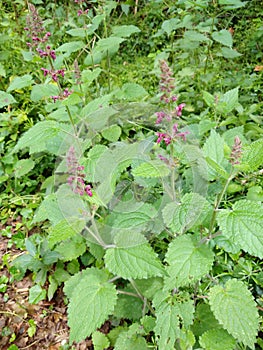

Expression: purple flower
xmin=41 ymin=68 xmax=50 ymax=76
xmin=66 ymin=146 xmax=93 ymax=197
xmin=176 ymin=103 xmax=186 ymax=117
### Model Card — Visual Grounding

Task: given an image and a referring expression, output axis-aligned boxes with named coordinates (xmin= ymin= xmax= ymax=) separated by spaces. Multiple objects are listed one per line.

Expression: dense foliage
xmin=1 ymin=0 xmax=263 ymax=349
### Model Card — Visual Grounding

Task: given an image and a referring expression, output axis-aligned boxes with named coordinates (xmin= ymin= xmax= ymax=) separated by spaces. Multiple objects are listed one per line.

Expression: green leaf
xmin=184 ymin=30 xmax=210 ymax=42
xmin=105 ymin=243 xmax=164 ymax=279
xmin=161 ymin=18 xmax=181 ymax=36
xmin=14 ymin=159 xmax=35 ymax=177
xmin=203 ymin=130 xmax=229 ymax=180
xmin=48 ymin=218 xmax=85 ymax=246
xmin=96 ymin=36 xmax=125 ymax=54
xmin=191 ymin=303 xmax=221 ymax=337
xmin=199 ymin=328 xmax=236 ymax=350
xmin=153 ymin=291 xmax=194 ymax=350
xmin=132 ymin=159 xmax=170 ymax=178
xmin=7 ymin=74 xmax=33 ymax=92
xmin=56 ymin=41 xmax=84 ymax=54
xmin=54 ymin=235 xmax=86 ymax=262
xmin=101 ymin=125 xmax=121 ymax=142
xmin=115 ymin=323 xmax=147 ymax=350
xmin=28 ymin=285 xmax=46 ymax=304
xmin=162 ymin=193 xmax=211 ymax=234
xmin=164 ymin=235 xmax=214 ymax=289
xmin=212 ymin=29 xmax=233 ymax=47
xmin=92 ymin=331 xmax=110 ymax=350
xmin=66 ymin=28 xmax=86 ymax=37
xmin=209 ymin=279 xmax=259 ymax=348
xmin=218 ymin=0 xmax=247 ymax=9
xmin=203 ymin=91 xmax=215 ymax=107
xmin=113 ymin=288 xmax=144 ymax=320
xmin=82 ymin=68 xmax=102 ymax=87
xmin=118 ymin=83 xmax=148 ymax=101
xmin=220 ymin=47 xmax=242 ymax=58
xmin=111 ymin=25 xmax=141 ymax=37
xmin=217 ymin=87 xmax=239 ymax=114
xmin=0 ymin=91 xmax=16 ymax=108
xmin=241 ymin=139 xmax=263 ymax=172
xmin=14 ymin=121 xmax=72 ymax=154
xmin=217 ymin=199 xmax=263 ymax=258
xmin=68 ymin=270 xmax=117 ymax=343
xmin=30 ymin=84 xmax=59 ymax=102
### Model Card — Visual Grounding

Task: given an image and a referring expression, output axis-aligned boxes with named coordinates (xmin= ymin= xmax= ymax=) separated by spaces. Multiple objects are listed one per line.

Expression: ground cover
xmin=0 ymin=0 xmax=263 ymax=349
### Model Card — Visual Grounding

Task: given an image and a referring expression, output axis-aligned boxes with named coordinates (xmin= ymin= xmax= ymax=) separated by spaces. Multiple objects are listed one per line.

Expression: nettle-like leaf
xmin=67 ymin=268 xmax=117 ymax=343
xmin=132 ymin=159 xmax=170 ymax=178
xmin=14 ymin=159 xmax=35 ymax=178
xmin=13 ymin=121 xmax=73 ymax=155
xmin=203 ymin=130 xmax=230 ymax=180
xmin=199 ymin=328 xmax=236 ymax=350
xmin=164 ymin=235 xmax=214 ymax=289
xmin=111 ymin=25 xmax=141 ymax=38
xmin=101 ymin=125 xmax=122 ymax=142
xmin=54 ymin=235 xmax=86 ymax=262
xmin=209 ymin=279 xmax=259 ymax=348
xmin=217 ymin=199 xmax=263 ymax=258
xmin=162 ymin=193 xmax=211 ymax=234
xmin=0 ymin=91 xmax=16 ymax=108
xmin=7 ymin=74 xmax=34 ymax=92
xmin=104 ymin=243 xmax=164 ymax=279
xmin=153 ymin=290 xmax=194 ymax=350
xmin=48 ymin=218 xmax=85 ymax=247
xmin=114 ymin=323 xmax=147 ymax=350
xmin=212 ymin=29 xmax=233 ymax=48
xmin=191 ymin=303 xmax=221 ymax=337
xmin=217 ymin=87 xmax=239 ymax=114
xmin=241 ymin=138 xmax=263 ymax=172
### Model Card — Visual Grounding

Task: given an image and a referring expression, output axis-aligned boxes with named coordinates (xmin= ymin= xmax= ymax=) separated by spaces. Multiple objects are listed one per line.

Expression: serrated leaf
xmin=217 ymin=199 xmax=263 ymax=258
xmin=33 ymin=194 xmax=64 ymax=225
xmin=68 ymin=272 xmax=117 ymax=343
xmin=118 ymin=83 xmax=148 ymax=101
xmin=101 ymin=125 xmax=121 ymax=142
xmin=220 ymin=47 xmax=242 ymax=58
xmin=184 ymin=30 xmax=210 ymax=42
xmin=96 ymin=36 xmax=125 ymax=54
xmin=115 ymin=323 xmax=147 ymax=350
xmin=14 ymin=121 xmax=72 ymax=154
xmin=30 ymin=84 xmax=59 ymax=102
xmin=218 ymin=0 xmax=247 ymax=9
xmin=199 ymin=328 xmax=236 ymax=350
xmin=54 ymin=235 xmax=86 ymax=262
xmin=66 ymin=28 xmax=86 ymax=37
xmin=203 ymin=130 xmax=229 ymax=180
xmin=203 ymin=91 xmax=215 ymax=107
xmin=48 ymin=218 xmax=85 ymax=246
xmin=191 ymin=303 xmax=221 ymax=337
xmin=161 ymin=18 xmax=181 ymax=36
xmin=212 ymin=29 xmax=233 ymax=47
xmin=14 ymin=159 xmax=35 ymax=177
xmin=111 ymin=25 xmax=140 ymax=38
xmin=56 ymin=40 xmax=84 ymax=54
xmin=92 ymin=331 xmax=110 ymax=350
xmin=241 ymin=139 xmax=263 ymax=172
xmin=164 ymin=235 xmax=214 ymax=289
xmin=217 ymin=87 xmax=239 ymax=114
xmin=132 ymin=160 xmax=170 ymax=178
xmin=7 ymin=74 xmax=33 ymax=92
xmin=162 ymin=193 xmax=211 ymax=233
xmin=209 ymin=279 xmax=259 ymax=348
xmin=105 ymin=243 xmax=164 ymax=279
xmin=113 ymin=288 xmax=144 ymax=320
xmin=0 ymin=91 xmax=16 ymax=108
xmin=82 ymin=68 xmax=102 ymax=86
xmin=205 ymin=156 xmax=229 ymax=179
xmin=153 ymin=291 xmax=194 ymax=350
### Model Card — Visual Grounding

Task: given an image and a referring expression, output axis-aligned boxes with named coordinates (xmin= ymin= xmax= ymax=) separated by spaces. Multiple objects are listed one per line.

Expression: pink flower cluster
xmin=230 ymin=136 xmax=242 ymax=165
xmin=155 ymin=60 xmax=188 ymax=146
xmin=41 ymin=68 xmax=65 ymax=82
xmin=51 ymin=88 xmax=72 ymax=102
xmin=66 ymin=146 xmax=93 ymax=197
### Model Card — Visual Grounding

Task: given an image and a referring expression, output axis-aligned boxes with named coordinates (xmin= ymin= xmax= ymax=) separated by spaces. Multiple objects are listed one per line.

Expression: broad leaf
xmin=199 ymin=328 xmax=236 ymax=350
xmin=7 ymin=74 xmax=33 ymax=92
xmin=115 ymin=323 xmax=147 ymax=350
xmin=184 ymin=30 xmax=210 ymax=42
xmin=153 ymin=290 xmax=194 ymax=350
xmin=203 ymin=130 xmax=229 ymax=180
xmin=132 ymin=160 xmax=170 ymax=178
xmin=104 ymin=243 xmax=164 ymax=279
xmin=0 ymin=91 xmax=16 ymax=108
xmin=101 ymin=125 xmax=121 ymax=142
xmin=111 ymin=25 xmax=140 ymax=38
xmin=30 ymin=84 xmax=59 ymax=102
xmin=217 ymin=199 xmax=263 ymax=258
xmin=218 ymin=0 xmax=247 ymax=9
xmin=241 ymin=139 xmax=263 ymax=172
xmin=14 ymin=159 xmax=35 ymax=177
xmin=118 ymin=83 xmax=148 ymax=101
xmin=217 ymin=87 xmax=239 ymax=114
xmin=220 ymin=47 xmax=242 ymax=58
xmin=212 ymin=29 xmax=233 ymax=47
xmin=209 ymin=279 xmax=259 ymax=348
xmin=56 ymin=40 xmax=84 ymax=54
xmin=55 ymin=235 xmax=86 ymax=262
xmin=162 ymin=193 xmax=211 ymax=234
xmin=92 ymin=331 xmax=110 ymax=350
xmin=161 ymin=18 xmax=181 ymax=36
xmin=48 ymin=218 xmax=85 ymax=246
xmin=67 ymin=269 xmax=117 ymax=343
xmin=164 ymin=235 xmax=214 ymax=289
